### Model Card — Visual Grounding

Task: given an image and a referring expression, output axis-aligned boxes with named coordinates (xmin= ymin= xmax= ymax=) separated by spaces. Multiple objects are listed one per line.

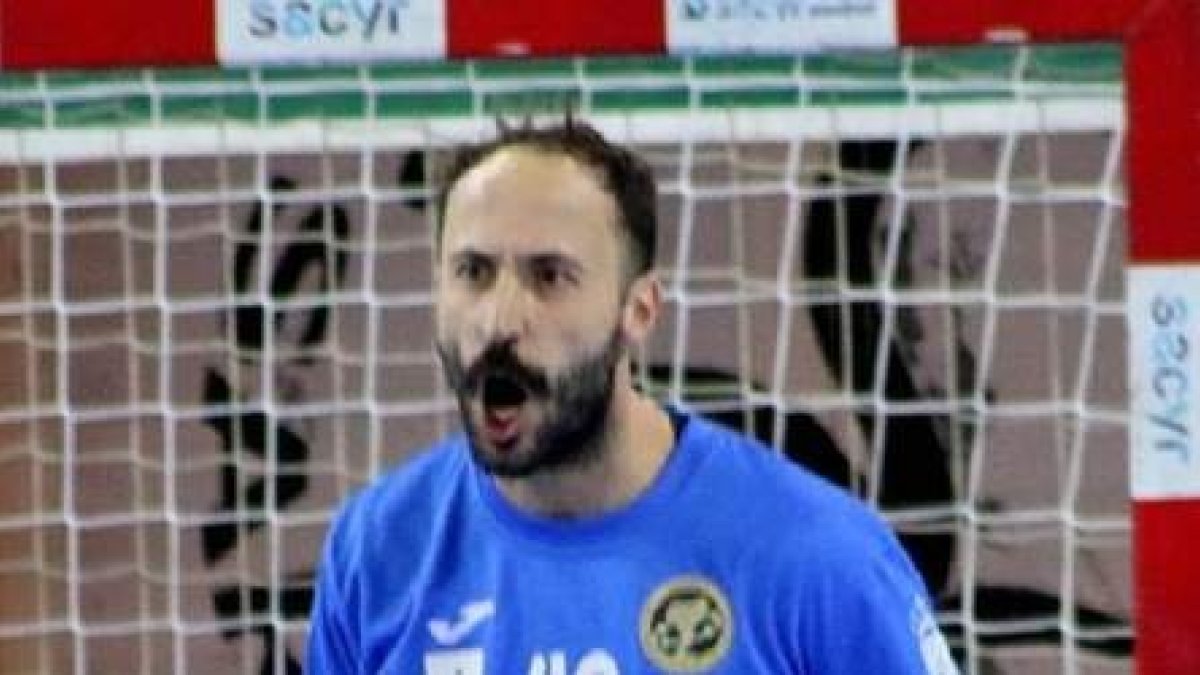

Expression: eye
xmin=534 ymin=263 xmax=563 ymax=288
xmin=454 ymin=255 xmax=493 ymax=286
xmin=530 ymin=257 xmax=577 ymax=292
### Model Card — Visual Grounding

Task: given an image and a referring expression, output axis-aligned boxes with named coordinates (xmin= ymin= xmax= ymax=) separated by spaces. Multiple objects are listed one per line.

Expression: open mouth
xmin=480 ymin=373 xmax=528 ymax=449
xmin=483 ymin=373 xmax=528 ymax=408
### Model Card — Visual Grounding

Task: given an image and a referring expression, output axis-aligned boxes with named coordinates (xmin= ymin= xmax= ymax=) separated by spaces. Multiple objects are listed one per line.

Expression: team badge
xmin=639 ymin=576 xmax=732 ymax=672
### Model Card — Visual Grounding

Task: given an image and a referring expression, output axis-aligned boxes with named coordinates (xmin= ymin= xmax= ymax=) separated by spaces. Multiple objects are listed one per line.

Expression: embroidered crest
xmin=640 ymin=576 xmax=732 ymax=671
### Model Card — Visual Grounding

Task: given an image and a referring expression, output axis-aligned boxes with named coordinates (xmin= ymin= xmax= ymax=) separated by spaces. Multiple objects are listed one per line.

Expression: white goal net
xmin=0 ymin=46 xmax=1129 ymax=674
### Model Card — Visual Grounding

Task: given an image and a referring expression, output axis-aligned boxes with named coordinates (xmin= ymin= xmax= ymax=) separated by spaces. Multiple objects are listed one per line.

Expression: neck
xmin=493 ymin=376 xmax=675 ymax=518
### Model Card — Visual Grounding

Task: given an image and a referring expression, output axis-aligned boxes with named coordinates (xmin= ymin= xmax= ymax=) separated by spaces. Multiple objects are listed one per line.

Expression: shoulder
xmin=681 ymin=413 xmax=890 ymax=541
xmin=322 ymin=435 xmax=470 ymax=575
xmin=309 ymin=436 xmax=474 ymax=667
xmin=679 ymin=412 xmax=920 ymax=590
xmin=359 ymin=435 xmax=471 ymax=519
xmin=681 ymin=418 xmax=944 ymax=665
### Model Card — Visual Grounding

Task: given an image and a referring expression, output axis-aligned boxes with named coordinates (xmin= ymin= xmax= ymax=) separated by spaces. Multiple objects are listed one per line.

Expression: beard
xmin=437 ymin=328 xmax=625 ymax=478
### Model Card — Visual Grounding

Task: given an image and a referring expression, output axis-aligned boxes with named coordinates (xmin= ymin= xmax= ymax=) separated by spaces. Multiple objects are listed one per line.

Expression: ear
xmin=620 ymin=272 xmax=662 ymax=344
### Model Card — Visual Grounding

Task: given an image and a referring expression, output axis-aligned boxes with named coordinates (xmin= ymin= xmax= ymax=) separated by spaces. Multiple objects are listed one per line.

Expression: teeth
xmin=486 ymin=407 xmax=519 ymax=424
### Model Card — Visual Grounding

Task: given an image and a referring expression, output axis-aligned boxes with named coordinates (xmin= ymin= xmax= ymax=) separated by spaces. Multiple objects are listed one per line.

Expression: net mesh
xmin=0 ymin=46 xmax=1130 ymax=674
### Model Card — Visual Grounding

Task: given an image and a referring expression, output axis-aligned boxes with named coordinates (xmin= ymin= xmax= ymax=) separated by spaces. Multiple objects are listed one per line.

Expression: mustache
xmin=452 ymin=341 xmax=551 ymax=398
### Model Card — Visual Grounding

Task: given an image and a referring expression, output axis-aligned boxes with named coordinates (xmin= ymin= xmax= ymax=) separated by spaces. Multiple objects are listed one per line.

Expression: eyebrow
xmin=447 ymin=248 xmax=491 ymax=264
xmin=447 ymin=247 xmax=585 ymax=271
xmin=526 ymin=252 xmax=584 ymax=274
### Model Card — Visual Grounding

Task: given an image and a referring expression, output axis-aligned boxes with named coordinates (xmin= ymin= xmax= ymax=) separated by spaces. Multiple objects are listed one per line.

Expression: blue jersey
xmin=307 ymin=412 xmax=957 ymax=674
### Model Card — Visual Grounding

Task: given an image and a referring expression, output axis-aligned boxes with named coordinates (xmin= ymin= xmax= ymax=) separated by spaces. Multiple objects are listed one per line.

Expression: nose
xmin=477 ymin=268 xmax=528 ymax=345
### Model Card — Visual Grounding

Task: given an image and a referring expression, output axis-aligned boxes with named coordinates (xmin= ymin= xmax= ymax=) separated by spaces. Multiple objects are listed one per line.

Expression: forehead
xmin=441 ymin=147 xmax=621 ymax=257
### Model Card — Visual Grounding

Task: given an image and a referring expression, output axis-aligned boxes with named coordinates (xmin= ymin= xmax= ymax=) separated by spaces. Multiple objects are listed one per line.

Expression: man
xmin=307 ymin=119 xmax=958 ymax=674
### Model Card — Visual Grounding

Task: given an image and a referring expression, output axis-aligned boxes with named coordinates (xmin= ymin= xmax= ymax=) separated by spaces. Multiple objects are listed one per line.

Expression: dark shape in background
xmin=803 ymin=140 xmax=957 ymax=596
xmin=202 ymin=175 xmax=351 ymax=674
xmin=803 ymin=140 xmax=1128 ymax=658
xmin=227 ymin=176 xmax=351 ymax=355
xmin=200 ymin=369 xmax=309 ymax=565
xmin=213 ymin=582 xmax=313 ymax=675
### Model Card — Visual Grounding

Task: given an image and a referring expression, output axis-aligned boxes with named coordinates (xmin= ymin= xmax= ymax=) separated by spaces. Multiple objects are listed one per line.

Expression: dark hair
xmin=434 ymin=118 xmax=658 ymax=279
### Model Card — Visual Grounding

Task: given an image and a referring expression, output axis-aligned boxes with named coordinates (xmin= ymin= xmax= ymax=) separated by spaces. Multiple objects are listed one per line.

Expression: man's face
xmin=435 ymin=147 xmax=630 ymax=477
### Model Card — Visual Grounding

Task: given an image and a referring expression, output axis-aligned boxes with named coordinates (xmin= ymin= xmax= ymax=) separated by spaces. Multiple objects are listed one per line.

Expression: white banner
xmin=217 ymin=0 xmax=446 ymax=65
xmin=1130 ymin=266 xmax=1200 ymax=499
xmin=666 ymin=0 xmax=897 ymax=53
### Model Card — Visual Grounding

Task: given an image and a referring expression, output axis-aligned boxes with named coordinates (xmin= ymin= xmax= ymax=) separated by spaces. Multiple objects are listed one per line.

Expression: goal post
xmin=0 ymin=2 xmax=1197 ymax=674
